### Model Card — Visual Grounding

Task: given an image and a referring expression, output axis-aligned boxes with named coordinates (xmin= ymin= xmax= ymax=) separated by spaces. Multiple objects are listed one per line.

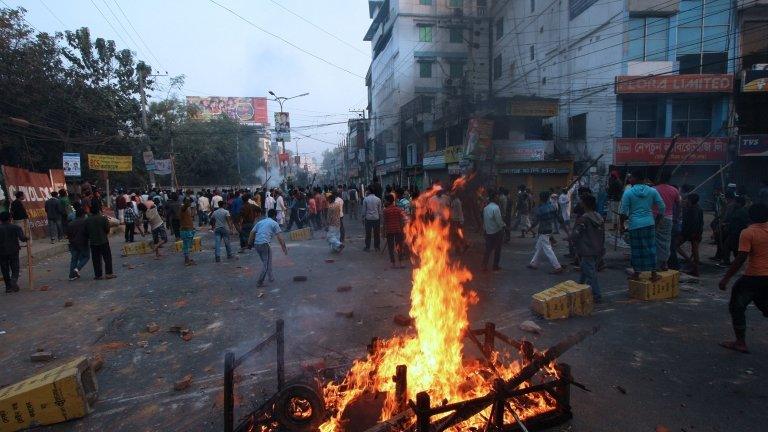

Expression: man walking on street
xmin=481 ymin=190 xmax=505 ymax=272
xmin=362 ymin=186 xmax=382 ymax=251
xmin=45 ymin=191 xmax=65 ymax=243
xmin=180 ymin=197 xmax=197 ymax=266
xmin=620 ymin=171 xmax=665 ymax=281
xmin=327 ymin=192 xmax=345 ymax=253
xmin=0 ymin=211 xmax=28 ymax=292
xmin=348 ymin=185 xmax=359 ymax=220
xmin=141 ymin=201 xmax=168 ymax=258
xmin=10 ymin=191 xmax=28 ymax=235
xmin=85 ymin=205 xmax=115 ymax=280
xmin=383 ymin=194 xmax=406 ymax=267
xmin=527 ymin=191 xmax=566 ymax=274
xmin=513 ymin=186 xmax=532 ymax=238
xmin=212 ymin=201 xmax=236 ymax=262
xmin=237 ymin=193 xmax=259 ymax=253
xmin=197 ymin=192 xmax=211 ymax=227
xmin=66 ymin=206 xmax=90 ymax=280
xmin=249 ymin=208 xmax=287 ymax=287
xmin=718 ymin=203 xmax=768 ymax=354
xmin=570 ymin=195 xmax=605 ymax=302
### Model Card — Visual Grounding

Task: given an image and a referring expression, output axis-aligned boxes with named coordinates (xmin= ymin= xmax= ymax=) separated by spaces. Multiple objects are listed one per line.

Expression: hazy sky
xmin=8 ymin=0 xmax=372 ymax=157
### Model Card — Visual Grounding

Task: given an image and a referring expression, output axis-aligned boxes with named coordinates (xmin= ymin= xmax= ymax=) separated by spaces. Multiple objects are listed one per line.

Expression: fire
xmin=320 ymin=179 xmax=558 ymax=431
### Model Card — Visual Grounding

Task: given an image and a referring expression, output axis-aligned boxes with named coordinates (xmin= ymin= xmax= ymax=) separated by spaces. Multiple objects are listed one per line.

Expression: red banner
xmin=614 ymin=137 xmax=728 ymax=165
xmin=278 ymin=153 xmax=289 ymax=163
xmin=615 ymin=74 xmax=733 ymax=94
xmin=2 ymin=166 xmax=60 ymax=239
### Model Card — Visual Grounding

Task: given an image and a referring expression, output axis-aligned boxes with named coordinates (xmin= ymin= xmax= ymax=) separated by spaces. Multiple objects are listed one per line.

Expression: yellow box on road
xmin=0 ymin=357 xmax=97 ymax=431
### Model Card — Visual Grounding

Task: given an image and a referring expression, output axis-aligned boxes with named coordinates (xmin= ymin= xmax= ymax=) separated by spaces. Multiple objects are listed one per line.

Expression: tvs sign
xmin=615 ymin=137 xmax=727 ymax=165
xmin=615 ymin=74 xmax=733 ymax=94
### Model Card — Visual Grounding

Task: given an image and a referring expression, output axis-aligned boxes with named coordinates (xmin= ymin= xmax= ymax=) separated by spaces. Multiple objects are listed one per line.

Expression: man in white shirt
xmin=197 ymin=193 xmax=211 ymax=226
xmin=482 ymin=190 xmax=505 ymax=271
xmin=362 ymin=186 xmax=383 ymax=251
xmin=211 ymin=191 xmax=223 ymax=209
xmin=334 ymin=193 xmax=345 ymax=242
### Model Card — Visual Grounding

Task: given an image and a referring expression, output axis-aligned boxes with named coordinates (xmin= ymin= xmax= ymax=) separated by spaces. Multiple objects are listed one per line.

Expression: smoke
xmin=258 ymin=165 xmax=283 ymax=188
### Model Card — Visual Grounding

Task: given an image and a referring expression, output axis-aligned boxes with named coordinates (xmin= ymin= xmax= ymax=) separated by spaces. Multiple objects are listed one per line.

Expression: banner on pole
xmin=274 ymin=112 xmax=291 ymax=142
xmin=62 ymin=153 xmax=81 ymax=177
xmin=153 ymin=159 xmax=173 ymax=175
xmin=1 ymin=166 xmax=59 ymax=239
xmin=142 ymin=150 xmax=155 ymax=171
xmin=88 ymin=154 xmax=133 ymax=172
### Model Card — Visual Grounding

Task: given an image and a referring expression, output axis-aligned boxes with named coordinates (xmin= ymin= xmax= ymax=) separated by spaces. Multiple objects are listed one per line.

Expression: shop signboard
xmin=494 ymin=140 xmax=553 ymax=162
xmin=444 ymin=146 xmax=463 ymax=164
xmin=614 ymin=137 xmax=727 ymax=164
xmin=423 ymin=150 xmax=446 ymax=170
xmin=497 ymin=167 xmax=570 ymax=175
xmin=506 ymin=99 xmax=558 ymax=117
xmin=615 ymin=74 xmax=733 ymax=94
xmin=739 ymin=135 xmax=768 ymax=156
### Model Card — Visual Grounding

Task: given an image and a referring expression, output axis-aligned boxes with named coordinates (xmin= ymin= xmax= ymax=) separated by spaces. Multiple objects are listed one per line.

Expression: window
xmin=569 ymin=113 xmax=587 ymax=140
xmin=419 ymin=25 xmax=433 ymax=42
xmin=493 ymin=54 xmax=502 ymax=80
xmin=531 ymin=0 xmax=535 ymax=12
xmin=419 ymin=0 xmax=431 ymax=4
xmin=627 ymin=17 xmax=669 ymax=61
xmin=672 ymin=99 xmax=712 ymax=136
xmin=419 ymin=62 xmax=433 ymax=78
xmin=450 ymin=28 xmax=464 ymax=43
xmin=450 ymin=62 xmax=464 ymax=78
xmin=530 ymin=45 xmax=535 ymax=61
xmin=449 ymin=0 xmax=463 ymax=7
xmin=622 ymin=99 xmax=661 ymax=138
xmin=676 ymin=0 xmax=729 ymax=74
xmin=495 ymin=18 xmax=504 ymax=40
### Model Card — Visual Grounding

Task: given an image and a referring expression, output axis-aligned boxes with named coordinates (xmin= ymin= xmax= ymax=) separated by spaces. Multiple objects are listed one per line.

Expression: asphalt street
xmin=0 ymin=219 xmax=765 ymax=432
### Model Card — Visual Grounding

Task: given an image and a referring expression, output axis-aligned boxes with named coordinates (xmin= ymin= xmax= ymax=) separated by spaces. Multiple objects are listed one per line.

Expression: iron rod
xmin=276 ymin=319 xmax=285 ymax=391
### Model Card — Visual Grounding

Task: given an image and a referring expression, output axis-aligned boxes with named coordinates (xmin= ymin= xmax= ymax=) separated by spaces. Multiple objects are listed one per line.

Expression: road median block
xmin=531 ymin=280 xmax=593 ymax=319
xmin=628 ymin=270 xmax=680 ymax=301
xmin=173 ymin=237 xmax=202 ymax=253
xmin=0 ymin=356 xmax=97 ymax=431
xmin=120 ymin=241 xmax=154 ymax=257
xmin=288 ymin=227 xmax=311 ymax=241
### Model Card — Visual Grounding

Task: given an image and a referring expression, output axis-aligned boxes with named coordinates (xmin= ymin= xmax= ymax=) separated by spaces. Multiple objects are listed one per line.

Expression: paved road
xmin=0 ymin=219 xmax=765 ymax=432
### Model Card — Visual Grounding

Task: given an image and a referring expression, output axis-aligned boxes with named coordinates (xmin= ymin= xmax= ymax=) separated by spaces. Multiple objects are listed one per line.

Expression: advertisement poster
xmin=153 ymin=159 xmax=173 ymax=175
xmin=88 ymin=154 xmax=133 ymax=172
xmin=1 ymin=166 xmax=58 ymax=239
xmin=465 ymin=118 xmax=494 ymax=160
xmin=142 ymin=150 xmax=155 ymax=171
xmin=738 ymin=135 xmax=768 ymax=156
xmin=62 ymin=153 xmax=81 ymax=177
xmin=186 ymin=96 xmax=269 ymax=124
xmin=274 ymin=112 xmax=291 ymax=142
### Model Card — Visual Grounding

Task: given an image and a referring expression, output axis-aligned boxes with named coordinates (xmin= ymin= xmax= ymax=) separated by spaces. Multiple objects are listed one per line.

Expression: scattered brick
xmin=302 ymin=359 xmax=326 ymax=372
xmin=168 ymin=325 xmax=184 ymax=333
xmin=393 ymin=314 xmax=413 ymax=327
xmin=64 ymin=300 xmax=74 ymax=307
xmin=336 ymin=285 xmax=352 ymax=292
xmin=90 ymin=354 xmax=104 ymax=372
xmin=325 ymin=259 xmax=335 ymax=263
xmin=137 ymin=340 xmax=149 ymax=348
xmin=173 ymin=374 xmax=193 ymax=391
xmin=39 ymin=285 xmax=49 ymax=291
xmin=180 ymin=329 xmax=193 ymax=342
xmin=30 ymin=351 xmax=54 ymax=362
xmin=293 ymin=276 xmax=307 ymax=282
xmin=146 ymin=323 xmax=160 ymax=333
xmin=336 ymin=311 xmax=354 ymax=319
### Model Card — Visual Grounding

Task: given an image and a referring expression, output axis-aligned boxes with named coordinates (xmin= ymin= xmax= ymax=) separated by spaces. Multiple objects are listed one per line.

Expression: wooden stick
xmin=655 ymin=134 xmax=679 ymax=184
xmin=687 ymin=162 xmax=733 ymax=195
xmin=25 ymin=219 xmax=33 ymax=290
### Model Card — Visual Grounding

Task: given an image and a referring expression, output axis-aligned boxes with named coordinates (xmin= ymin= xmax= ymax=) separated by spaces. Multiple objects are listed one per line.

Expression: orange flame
xmin=319 ymin=176 xmax=557 ymax=431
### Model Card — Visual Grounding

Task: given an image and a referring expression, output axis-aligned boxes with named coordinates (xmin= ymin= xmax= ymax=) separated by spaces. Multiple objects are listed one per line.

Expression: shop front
xmin=736 ymin=135 xmax=768 ymax=195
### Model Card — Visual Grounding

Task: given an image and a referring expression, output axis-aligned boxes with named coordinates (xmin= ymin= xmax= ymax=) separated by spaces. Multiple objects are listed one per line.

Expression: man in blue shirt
xmin=249 ymin=209 xmax=288 ymax=287
xmin=620 ymin=171 xmax=665 ymax=281
xmin=527 ymin=191 xmax=565 ymax=274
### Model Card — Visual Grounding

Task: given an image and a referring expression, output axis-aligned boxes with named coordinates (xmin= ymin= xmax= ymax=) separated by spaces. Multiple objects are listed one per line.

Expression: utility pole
xmin=138 ymin=66 xmax=156 ymax=189
xmin=235 ymin=121 xmax=241 ymax=183
xmin=268 ymin=90 xmax=309 ymax=180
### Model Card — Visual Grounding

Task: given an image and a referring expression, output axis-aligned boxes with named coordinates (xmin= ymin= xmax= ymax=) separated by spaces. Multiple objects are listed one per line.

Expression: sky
xmin=6 ymin=0 xmax=372 ymax=159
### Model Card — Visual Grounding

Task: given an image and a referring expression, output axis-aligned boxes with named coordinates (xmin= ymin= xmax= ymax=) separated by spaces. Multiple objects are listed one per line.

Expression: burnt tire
xmin=273 ymin=383 xmax=325 ymax=432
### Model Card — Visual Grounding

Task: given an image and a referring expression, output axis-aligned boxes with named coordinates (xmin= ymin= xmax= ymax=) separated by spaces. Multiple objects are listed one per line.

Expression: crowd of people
xmin=1 ymin=173 xmax=766 ymax=353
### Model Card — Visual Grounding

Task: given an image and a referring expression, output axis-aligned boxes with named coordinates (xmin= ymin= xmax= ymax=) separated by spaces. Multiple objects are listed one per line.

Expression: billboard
xmin=615 ymin=74 xmax=733 ymax=94
xmin=274 ymin=112 xmax=291 ymax=141
xmin=88 ymin=154 xmax=133 ymax=172
xmin=154 ymin=159 xmax=173 ymax=175
xmin=187 ymin=96 xmax=268 ymax=124
xmin=739 ymin=135 xmax=768 ymax=156
xmin=1 ymin=166 xmax=61 ymax=239
xmin=62 ymin=153 xmax=81 ymax=177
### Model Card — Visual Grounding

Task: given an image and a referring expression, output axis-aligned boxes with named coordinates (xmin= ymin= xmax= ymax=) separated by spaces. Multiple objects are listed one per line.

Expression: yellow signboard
xmin=444 ymin=146 xmax=463 ymax=164
xmin=87 ymin=154 xmax=133 ymax=172
xmin=507 ymin=99 xmax=559 ymax=117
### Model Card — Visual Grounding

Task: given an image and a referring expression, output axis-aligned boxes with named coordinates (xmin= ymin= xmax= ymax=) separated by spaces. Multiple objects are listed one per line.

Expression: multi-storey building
xmin=365 ymin=0 xmax=491 ymax=189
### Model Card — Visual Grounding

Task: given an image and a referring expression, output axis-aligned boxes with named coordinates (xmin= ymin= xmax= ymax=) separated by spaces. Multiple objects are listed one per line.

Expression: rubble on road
xmin=173 ymin=374 xmax=193 ymax=391
xmin=64 ymin=300 xmax=74 ymax=307
xmin=336 ymin=311 xmax=354 ymax=318
xmin=89 ymin=354 xmax=104 ymax=372
xmin=393 ymin=314 xmax=412 ymax=327
xmin=30 ymin=351 xmax=55 ymax=362
xmin=293 ymin=276 xmax=307 ymax=282
xmin=519 ymin=320 xmax=542 ymax=334
xmin=146 ymin=323 xmax=160 ymax=333
xmin=336 ymin=285 xmax=352 ymax=292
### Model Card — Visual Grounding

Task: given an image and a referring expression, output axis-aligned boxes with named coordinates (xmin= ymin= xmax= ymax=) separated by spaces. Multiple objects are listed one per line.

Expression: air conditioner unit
xmin=752 ymin=63 xmax=768 ymax=71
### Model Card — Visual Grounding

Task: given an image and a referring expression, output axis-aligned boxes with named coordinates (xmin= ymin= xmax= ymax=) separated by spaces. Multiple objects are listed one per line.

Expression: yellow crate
xmin=531 ymin=289 xmax=570 ymax=320
xmin=531 ymin=281 xmax=594 ymax=319
xmin=288 ymin=227 xmax=311 ymax=241
xmin=120 ymin=240 xmax=154 ymax=256
xmin=173 ymin=236 xmax=202 ymax=252
xmin=0 ymin=357 xmax=97 ymax=431
xmin=628 ymin=270 xmax=680 ymax=301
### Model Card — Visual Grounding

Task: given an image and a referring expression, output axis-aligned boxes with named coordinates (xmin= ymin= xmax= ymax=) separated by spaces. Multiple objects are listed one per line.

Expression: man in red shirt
xmin=719 ymin=203 xmax=768 ymax=354
xmin=654 ymin=171 xmax=680 ymax=271
xmin=383 ymin=194 xmax=407 ymax=268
